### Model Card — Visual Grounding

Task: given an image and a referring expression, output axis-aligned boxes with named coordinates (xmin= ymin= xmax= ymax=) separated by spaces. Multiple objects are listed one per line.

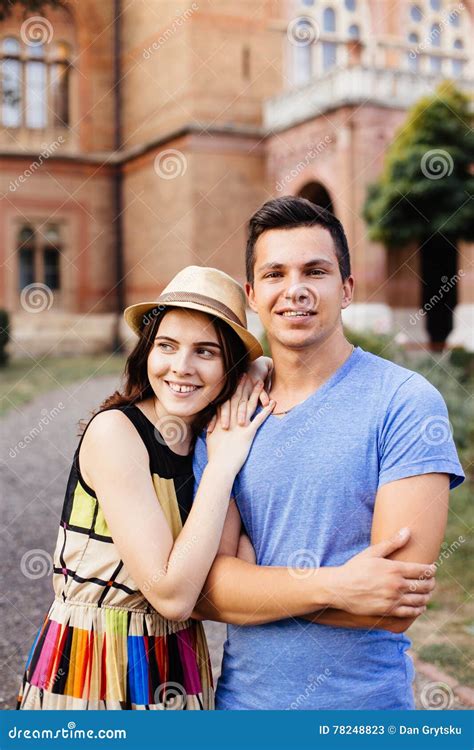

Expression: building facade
xmin=0 ymin=0 xmax=472 ymax=356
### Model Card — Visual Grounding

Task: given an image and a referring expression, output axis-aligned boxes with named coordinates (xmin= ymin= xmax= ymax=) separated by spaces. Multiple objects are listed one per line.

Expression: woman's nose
xmin=171 ymin=351 xmax=194 ymax=375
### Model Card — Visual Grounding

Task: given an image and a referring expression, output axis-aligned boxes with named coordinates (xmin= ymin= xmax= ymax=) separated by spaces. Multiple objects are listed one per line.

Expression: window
xmin=452 ymin=39 xmax=464 ymax=77
xmin=51 ymin=42 xmax=71 ymax=126
xmin=449 ymin=9 xmax=460 ymax=26
xmin=410 ymin=5 xmax=423 ymax=22
xmin=1 ymin=38 xmax=21 ymax=127
xmin=0 ymin=29 xmax=72 ymax=128
xmin=322 ymin=41 xmax=337 ymax=70
xmin=293 ymin=36 xmax=313 ymax=85
xmin=345 ymin=0 xmax=356 ymax=9
xmin=25 ymin=43 xmax=47 ymax=128
xmin=430 ymin=22 xmax=441 ymax=47
xmin=430 ymin=55 xmax=442 ymax=73
xmin=323 ymin=6 xmax=336 ymax=32
xmin=17 ymin=224 xmax=62 ymax=293
xmin=348 ymin=24 xmax=360 ymax=39
xmin=407 ymin=32 xmax=419 ymax=71
xmin=430 ymin=0 xmax=441 ymax=9
xmin=18 ymin=227 xmax=35 ymax=290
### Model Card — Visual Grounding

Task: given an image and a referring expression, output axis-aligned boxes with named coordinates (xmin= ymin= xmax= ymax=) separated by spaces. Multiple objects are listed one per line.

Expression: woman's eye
xmin=197 ymin=348 xmax=214 ymax=358
xmin=157 ymin=342 xmax=173 ymax=351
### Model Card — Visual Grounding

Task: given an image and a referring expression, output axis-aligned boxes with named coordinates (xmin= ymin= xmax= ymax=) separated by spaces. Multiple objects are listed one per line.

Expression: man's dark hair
xmin=245 ymin=196 xmax=351 ymax=284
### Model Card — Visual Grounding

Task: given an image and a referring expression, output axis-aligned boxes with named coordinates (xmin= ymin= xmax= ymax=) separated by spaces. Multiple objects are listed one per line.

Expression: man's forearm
xmin=301 ymin=608 xmax=415 ymax=633
xmin=192 ymin=554 xmax=338 ymax=625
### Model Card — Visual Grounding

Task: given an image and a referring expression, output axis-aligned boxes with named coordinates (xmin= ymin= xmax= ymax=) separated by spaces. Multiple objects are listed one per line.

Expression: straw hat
xmin=123 ymin=265 xmax=263 ymax=360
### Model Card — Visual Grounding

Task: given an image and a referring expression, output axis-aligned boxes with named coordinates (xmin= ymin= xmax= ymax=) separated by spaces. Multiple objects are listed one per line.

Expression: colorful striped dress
xmin=17 ymin=404 xmax=214 ymax=710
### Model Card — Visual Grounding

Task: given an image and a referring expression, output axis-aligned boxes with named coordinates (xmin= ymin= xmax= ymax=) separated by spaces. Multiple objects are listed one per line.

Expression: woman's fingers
xmin=207 ymin=414 xmax=217 ymax=434
xmin=259 ymin=388 xmax=270 ymax=408
xmin=249 ymin=400 xmax=275 ymax=432
xmin=220 ymin=400 xmax=231 ymax=430
xmin=244 ymin=380 xmax=264 ymax=425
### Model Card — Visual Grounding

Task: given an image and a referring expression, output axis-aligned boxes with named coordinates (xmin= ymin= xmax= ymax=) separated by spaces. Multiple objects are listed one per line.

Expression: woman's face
xmin=147 ymin=308 xmax=226 ymax=421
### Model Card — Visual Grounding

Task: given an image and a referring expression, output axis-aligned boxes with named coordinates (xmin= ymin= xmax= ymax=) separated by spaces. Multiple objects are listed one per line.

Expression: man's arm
xmin=303 ymin=473 xmax=449 ymax=632
xmin=192 ymin=497 xmax=436 ymax=626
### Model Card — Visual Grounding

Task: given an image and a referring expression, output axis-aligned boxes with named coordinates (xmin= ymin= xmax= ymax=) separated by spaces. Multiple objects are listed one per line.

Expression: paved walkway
xmin=0 ymin=375 xmax=466 ymax=709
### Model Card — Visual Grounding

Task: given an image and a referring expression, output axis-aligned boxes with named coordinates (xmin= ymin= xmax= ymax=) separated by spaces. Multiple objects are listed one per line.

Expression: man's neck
xmin=269 ymin=331 xmax=354 ymax=409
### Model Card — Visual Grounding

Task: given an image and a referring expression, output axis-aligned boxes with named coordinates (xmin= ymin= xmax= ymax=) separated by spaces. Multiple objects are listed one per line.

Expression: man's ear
xmin=341 ymin=275 xmax=354 ymax=310
xmin=245 ymin=282 xmax=258 ymax=313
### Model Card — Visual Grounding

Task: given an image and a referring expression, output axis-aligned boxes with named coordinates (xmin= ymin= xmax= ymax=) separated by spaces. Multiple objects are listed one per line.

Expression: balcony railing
xmin=264 ymin=65 xmax=474 ymax=132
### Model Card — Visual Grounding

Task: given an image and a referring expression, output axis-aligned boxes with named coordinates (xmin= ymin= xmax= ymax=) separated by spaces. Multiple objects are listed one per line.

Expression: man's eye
xmin=264 ymin=272 xmax=282 ymax=279
xmin=309 ymin=269 xmax=325 ymax=276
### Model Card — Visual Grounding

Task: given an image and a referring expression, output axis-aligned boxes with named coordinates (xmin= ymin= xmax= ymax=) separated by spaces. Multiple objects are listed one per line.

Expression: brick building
xmin=0 ymin=0 xmax=472 ymax=356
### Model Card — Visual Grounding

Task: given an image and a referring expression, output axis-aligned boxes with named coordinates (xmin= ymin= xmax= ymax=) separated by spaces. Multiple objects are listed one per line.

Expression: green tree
xmin=363 ymin=83 xmax=474 ymax=348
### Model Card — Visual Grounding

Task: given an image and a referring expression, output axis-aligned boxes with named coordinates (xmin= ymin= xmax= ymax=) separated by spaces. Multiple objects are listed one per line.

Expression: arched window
xmin=430 ymin=0 xmax=441 ymax=9
xmin=348 ymin=24 xmax=360 ymax=39
xmin=407 ymin=32 xmax=419 ymax=71
xmin=345 ymin=0 xmax=357 ymax=10
xmin=322 ymin=7 xmax=337 ymax=71
xmin=430 ymin=22 xmax=441 ymax=47
xmin=25 ymin=42 xmax=47 ymax=128
xmin=1 ymin=38 xmax=21 ymax=127
xmin=449 ymin=9 xmax=460 ymax=26
xmin=51 ymin=42 xmax=71 ymax=126
xmin=0 ymin=27 xmax=72 ymax=129
xmin=410 ymin=5 xmax=423 ymax=22
xmin=293 ymin=26 xmax=313 ymax=86
xmin=323 ymin=7 xmax=336 ymax=32
xmin=452 ymin=38 xmax=464 ymax=76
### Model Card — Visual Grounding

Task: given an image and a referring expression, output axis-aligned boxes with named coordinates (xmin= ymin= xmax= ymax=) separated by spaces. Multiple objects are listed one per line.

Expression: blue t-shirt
xmin=193 ymin=347 xmax=464 ymax=710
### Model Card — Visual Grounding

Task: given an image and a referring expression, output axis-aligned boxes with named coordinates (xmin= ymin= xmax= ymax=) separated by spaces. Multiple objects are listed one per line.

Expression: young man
xmin=192 ymin=197 xmax=464 ymax=710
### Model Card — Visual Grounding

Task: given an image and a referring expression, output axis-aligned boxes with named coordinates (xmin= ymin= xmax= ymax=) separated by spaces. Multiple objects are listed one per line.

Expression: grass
xmin=0 ymin=353 xmax=127 ymax=417
xmin=418 ymin=643 xmax=474 ymax=688
xmin=410 ymin=480 xmax=474 ymax=687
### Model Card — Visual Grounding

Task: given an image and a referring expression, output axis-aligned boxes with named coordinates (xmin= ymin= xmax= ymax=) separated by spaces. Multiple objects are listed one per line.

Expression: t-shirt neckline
xmin=269 ymin=345 xmax=364 ymax=422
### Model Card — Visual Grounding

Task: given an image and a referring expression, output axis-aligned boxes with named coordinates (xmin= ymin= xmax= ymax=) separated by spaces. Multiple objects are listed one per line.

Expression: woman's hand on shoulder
xmin=206 ymin=374 xmax=274 ymax=474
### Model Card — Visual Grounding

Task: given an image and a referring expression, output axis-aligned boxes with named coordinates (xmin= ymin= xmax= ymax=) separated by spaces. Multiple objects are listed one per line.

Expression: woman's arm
xmin=80 ymin=388 xmax=273 ymax=622
xmin=192 ymin=503 xmax=436 ymax=625
xmin=80 ymin=410 xmax=234 ymax=621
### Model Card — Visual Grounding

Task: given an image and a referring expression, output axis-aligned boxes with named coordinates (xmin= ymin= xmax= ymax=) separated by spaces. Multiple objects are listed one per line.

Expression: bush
xmin=0 ymin=309 xmax=9 ymax=367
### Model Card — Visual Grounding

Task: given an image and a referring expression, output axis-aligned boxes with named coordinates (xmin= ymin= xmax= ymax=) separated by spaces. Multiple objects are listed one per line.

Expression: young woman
xmin=17 ymin=266 xmax=275 ymax=710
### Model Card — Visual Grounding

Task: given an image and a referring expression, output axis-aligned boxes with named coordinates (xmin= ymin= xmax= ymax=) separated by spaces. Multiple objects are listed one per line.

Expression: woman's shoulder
xmin=80 ymin=406 xmax=149 ymax=455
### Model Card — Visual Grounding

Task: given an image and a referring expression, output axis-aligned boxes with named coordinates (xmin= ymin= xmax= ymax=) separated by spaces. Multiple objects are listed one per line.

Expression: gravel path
xmin=0 ymin=376 xmax=466 ymax=710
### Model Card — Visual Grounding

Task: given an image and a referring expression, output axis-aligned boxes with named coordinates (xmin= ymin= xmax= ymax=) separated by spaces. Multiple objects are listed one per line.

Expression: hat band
xmin=155 ymin=291 xmax=244 ymax=327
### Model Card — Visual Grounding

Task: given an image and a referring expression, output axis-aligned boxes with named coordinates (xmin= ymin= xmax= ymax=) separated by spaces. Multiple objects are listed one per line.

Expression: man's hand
xmin=332 ymin=528 xmax=436 ymax=617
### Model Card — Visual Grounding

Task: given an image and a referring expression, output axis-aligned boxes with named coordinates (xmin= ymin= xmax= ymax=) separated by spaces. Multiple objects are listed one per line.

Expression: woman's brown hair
xmin=81 ymin=306 xmax=249 ymax=441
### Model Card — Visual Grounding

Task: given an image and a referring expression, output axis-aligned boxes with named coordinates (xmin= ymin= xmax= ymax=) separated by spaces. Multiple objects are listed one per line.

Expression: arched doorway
xmin=298 ymin=181 xmax=335 ymax=214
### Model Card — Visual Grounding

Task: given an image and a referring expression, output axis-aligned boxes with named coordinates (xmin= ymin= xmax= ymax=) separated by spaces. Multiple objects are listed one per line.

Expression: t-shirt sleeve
xmin=192 ymin=431 xmax=240 ymax=501
xmin=192 ymin=431 xmax=208 ymax=499
xmin=378 ymin=373 xmax=465 ymax=490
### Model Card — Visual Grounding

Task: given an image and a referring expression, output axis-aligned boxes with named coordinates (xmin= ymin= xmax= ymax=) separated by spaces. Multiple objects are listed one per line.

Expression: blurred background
xmin=0 ymin=0 xmax=472 ymax=710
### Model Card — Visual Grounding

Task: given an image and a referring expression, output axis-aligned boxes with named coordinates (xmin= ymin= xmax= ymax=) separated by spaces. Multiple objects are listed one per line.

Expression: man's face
xmin=246 ymin=225 xmax=354 ymax=351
